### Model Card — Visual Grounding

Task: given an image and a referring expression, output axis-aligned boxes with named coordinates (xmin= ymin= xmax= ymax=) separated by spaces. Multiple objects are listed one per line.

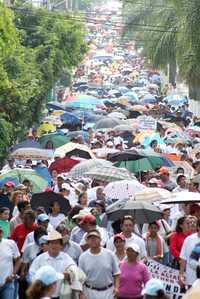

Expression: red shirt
xmin=10 ymin=223 xmax=37 ymax=253
xmin=170 ymin=231 xmax=191 ymax=260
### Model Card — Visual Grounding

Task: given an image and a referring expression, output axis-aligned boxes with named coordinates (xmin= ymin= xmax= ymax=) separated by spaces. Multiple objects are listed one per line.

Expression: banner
xmin=147 ymin=259 xmax=185 ymax=299
xmin=138 ymin=116 xmax=157 ymax=130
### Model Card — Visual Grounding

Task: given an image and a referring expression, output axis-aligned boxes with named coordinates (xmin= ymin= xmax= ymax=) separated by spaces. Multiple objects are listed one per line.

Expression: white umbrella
xmin=104 ymin=180 xmax=146 ymax=200
xmin=161 ymin=191 xmax=200 ymax=204
xmin=134 ymin=188 xmax=172 ymax=202
xmin=11 ymin=148 xmax=53 ymax=160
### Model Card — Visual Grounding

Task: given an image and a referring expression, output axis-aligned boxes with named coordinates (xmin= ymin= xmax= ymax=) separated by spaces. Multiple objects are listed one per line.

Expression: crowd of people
xmin=2 ymin=2 xmax=200 ymax=299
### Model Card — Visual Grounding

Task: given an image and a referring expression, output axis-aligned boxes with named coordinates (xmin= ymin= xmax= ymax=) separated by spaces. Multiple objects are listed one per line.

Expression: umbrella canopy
xmin=95 ymin=117 xmax=123 ymax=130
xmin=37 ymin=123 xmax=56 ymax=136
xmin=49 ymin=157 xmax=80 ymax=174
xmin=134 ymin=188 xmax=172 ymax=202
xmin=66 ymin=131 xmax=89 ymax=142
xmin=60 ymin=112 xmax=81 ymax=126
xmin=113 ymin=124 xmax=134 ymax=132
xmin=11 ymin=148 xmax=53 ymax=161
xmin=85 ymin=166 xmax=135 ymax=183
xmin=160 ymin=191 xmax=200 ymax=204
xmin=39 ymin=133 xmax=69 ymax=149
xmin=104 ymin=180 xmax=146 ymax=200
xmin=65 ymin=101 xmax=94 ymax=109
xmin=31 ymin=191 xmax=71 ymax=215
xmin=47 ymin=102 xmax=65 ymax=111
xmin=12 ymin=140 xmax=41 ymax=151
xmin=54 ymin=142 xmax=95 ymax=159
xmin=115 ymin=159 xmax=154 ymax=172
xmin=138 ymin=150 xmax=175 ymax=168
xmin=106 ymin=199 xmax=162 ymax=224
xmin=0 ymin=168 xmax=48 ymax=193
xmin=68 ymin=158 xmax=112 ymax=179
xmin=107 ymin=112 xmax=126 ymax=120
xmin=107 ymin=149 xmax=144 ymax=162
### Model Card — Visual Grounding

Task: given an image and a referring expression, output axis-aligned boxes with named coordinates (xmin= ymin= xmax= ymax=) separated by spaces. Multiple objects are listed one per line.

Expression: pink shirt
xmin=119 ymin=261 xmax=150 ymax=298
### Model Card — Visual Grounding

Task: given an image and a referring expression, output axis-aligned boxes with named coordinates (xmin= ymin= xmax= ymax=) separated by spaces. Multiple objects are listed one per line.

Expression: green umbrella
xmin=115 ymin=158 xmax=153 ymax=173
xmin=39 ymin=133 xmax=69 ymax=149
xmin=0 ymin=168 xmax=48 ymax=193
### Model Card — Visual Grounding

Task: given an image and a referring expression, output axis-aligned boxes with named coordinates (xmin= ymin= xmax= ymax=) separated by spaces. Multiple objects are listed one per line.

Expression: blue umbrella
xmin=60 ymin=112 xmax=81 ymax=125
xmin=12 ymin=140 xmax=41 ymax=152
xmin=33 ymin=166 xmax=52 ymax=186
xmin=124 ymin=91 xmax=139 ymax=102
xmin=142 ymin=94 xmax=157 ymax=104
xmin=47 ymin=102 xmax=65 ymax=111
xmin=66 ymin=130 xmax=89 ymax=141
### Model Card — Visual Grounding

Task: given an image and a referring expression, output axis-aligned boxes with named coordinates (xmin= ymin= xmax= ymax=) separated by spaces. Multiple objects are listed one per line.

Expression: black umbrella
xmin=107 ymin=149 xmax=144 ymax=162
xmin=106 ymin=199 xmax=162 ymax=224
xmin=31 ymin=191 xmax=71 ymax=215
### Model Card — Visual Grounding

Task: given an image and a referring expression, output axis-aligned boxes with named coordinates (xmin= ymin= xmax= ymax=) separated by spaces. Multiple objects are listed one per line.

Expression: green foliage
xmin=0 ymin=3 xmax=86 ymax=163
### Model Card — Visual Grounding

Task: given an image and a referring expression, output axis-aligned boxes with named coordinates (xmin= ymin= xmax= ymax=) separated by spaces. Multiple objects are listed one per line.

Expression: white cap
xmin=34 ymin=265 xmax=64 ymax=286
xmin=126 ymin=243 xmax=140 ymax=254
xmin=61 ymin=183 xmax=71 ymax=190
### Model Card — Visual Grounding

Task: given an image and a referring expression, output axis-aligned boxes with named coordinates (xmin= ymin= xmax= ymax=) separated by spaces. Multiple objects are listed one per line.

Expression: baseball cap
xmin=158 ymin=167 xmax=169 ymax=175
xmin=72 ymin=210 xmax=89 ymax=220
xmin=86 ymin=230 xmax=101 ymax=239
xmin=16 ymin=184 xmax=27 ymax=190
xmin=48 ymin=230 xmax=62 ymax=241
xmin=79 ymin=214 xmax=96 ymax=225
xmin=142 ymin=278 xmax=164 ymax=296
xmin=37 ymin=213 xmax=49 ymax=222
xmin=33 ymin=265 xmax=64 ymax=286
xmin=4 ymin=181 xmax=15 ymax=187
xmin=61 ymin=183 xmax=71 ymax=190
xmin=126 ymin=243 xmax=140 ymax=254
xmin=114 ymin=233 xmax=125 ymax=242
xmin=38 ymin=235 xmax=48 ymax=245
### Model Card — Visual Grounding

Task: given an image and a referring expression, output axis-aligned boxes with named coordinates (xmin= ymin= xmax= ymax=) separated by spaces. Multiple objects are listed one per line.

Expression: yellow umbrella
xmin=134 ymin=130 xmax=154 ymax=143
xmin=37 ymin=123 xmax=56 ymax=137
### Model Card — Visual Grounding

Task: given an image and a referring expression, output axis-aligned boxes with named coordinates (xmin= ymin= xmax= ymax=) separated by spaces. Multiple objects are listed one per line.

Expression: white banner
xmin=147 ymin=259 xmax=184 ymax=299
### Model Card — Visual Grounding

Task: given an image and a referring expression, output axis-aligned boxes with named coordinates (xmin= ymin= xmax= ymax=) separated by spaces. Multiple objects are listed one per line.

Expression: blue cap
xmin=37 ymin=213 xmax=49 ymax=222
xmin=33 ymin=266 xmax=64 ymax=285
xmin=38 ymin=235 xmax=48 ymax=245
xmin=142 ymin=279 xmax=164 ymax=296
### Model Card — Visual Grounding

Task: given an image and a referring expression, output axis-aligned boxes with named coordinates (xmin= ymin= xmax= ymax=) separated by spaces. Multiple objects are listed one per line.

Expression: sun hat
xmin=86 ymin=230 xmax=101 ymax=239
xmin=126 ymin=243 xmax=140 ymax=254
xmin=142 ymin=278 xmax=165 ymax=296
xmin=48 ymin=230 xmax=62 ymax=241
xmin=37 ymin=213 xmax=49 ymax=222
xmin=33 ymin=265 xmax=64 ymax=285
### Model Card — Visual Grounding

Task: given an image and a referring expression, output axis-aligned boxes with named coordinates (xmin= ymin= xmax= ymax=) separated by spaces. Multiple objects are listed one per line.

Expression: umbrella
xmin=39 ymin=133 xmax=69 ymax=149
xmin=124 ymin=91 xmax=139 ymax=102
xmin=60 ymin=112 xmax=81 ymax=126
xmin=138 ymin=150 xmax=175 ymax=168
xmin=0 ymin=168 xmax=48 ymax=193
xmin=115 ymin=159 xmax=154 ymax=173
xmin=66 ymin=131 xmax=89 ymax=142
xmin=107 ymin=149 xmax=144 ymax=162
xmin=95 ymin=117 xmax=123 ymax=130
xmin=107 ymin=112 xmax=126 ymax=120
xmin=106 ymin=199 xmax=162 ymax=224
xmin=65 ymin=101 xmax=94 ymax=109
xmin=49 ymin=157 xmax=80 ymax=174
xmin=11 ymin=148 xmax=54 ymax=161
xmin=160 ymin=191 xmax=200 ymax=204
xmin=85 ymin=166 xmax=135 ymax=183
xmin=142 ymin=94 xmax=157 ymax=104
xmin=31 ymin=191 xmax=71 ymax=215
xmin=37 ymin=123 xmax=56 ymax=136
xmin=47 ymin=102 xmax=65 ymax=111
xmin=113 ymin=124 xmax=134 ymax=132
xmin=12 ymin=140 xmax=41 ymax=151
xmin=54 ymin=142 xmax=95 ymax=159
xmin=68 ymin=158 xmax=113 ymax=179
xmin=134 ymin=188 xmax=172 ymax=202
xmin=104 ymin=180 xmax=146 ymax=200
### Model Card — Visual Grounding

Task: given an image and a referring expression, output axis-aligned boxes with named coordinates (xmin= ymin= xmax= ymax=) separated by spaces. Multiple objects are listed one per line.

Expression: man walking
xmin=79 ymin=229 xmax=120 ymax=299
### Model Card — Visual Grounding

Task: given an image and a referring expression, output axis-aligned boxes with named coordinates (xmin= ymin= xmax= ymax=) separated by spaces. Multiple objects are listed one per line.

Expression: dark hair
xmin=176 ymin=167 xmax=184 ymax=174
xmin=26 ymin=280 xmax=53 ymax=299
xmin=175 ymin=216 xmax=187 ymax=233
xmin=23 ymin=210 xmax=36 ymax=222
xmin=68 ymin=205 xmax=83 ymax=220
xmin=176 ymin=175 xmax=185 ymax=184
xmin=49 ymin=201 xmax=60 ymax=213
xmin=78 ymin=192 xmax=87 ymax=204
xmin=0 ymin=207 xmax=10 ymax=214
xmin=197 ymin=265 xmax=200 ymax=279
xmin=22 ymin=179 xmax=31 ymax=185
xmin=33 ymin=227 xmax=47 ymax=244
xmin=121 ymin=215 xmax=135 ymax=225
xmin=17 ymin=200 xmax=30 ymax=212
xmin=149 ymin=221 xmax=159 ymax=228
xmin=197 ymin=219 xmax=200 ymax=228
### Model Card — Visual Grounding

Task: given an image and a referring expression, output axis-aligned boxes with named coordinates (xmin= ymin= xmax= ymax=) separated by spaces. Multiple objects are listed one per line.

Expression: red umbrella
xmin=49 ymin=157 xmax=80 ymax=174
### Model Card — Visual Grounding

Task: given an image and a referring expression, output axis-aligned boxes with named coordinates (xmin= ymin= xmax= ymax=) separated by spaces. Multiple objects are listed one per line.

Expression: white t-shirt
xmin=107 ymin=233 xmax=147 ymax=259
xmin=29 ymin=251 xmax=75 ymax=297
xmin=0 ymin=239 xmax=20 ymax=287
xmin=49 ymin=213 xmax=65 ymax=229
xmin=180 ymin=233 xmax=200 ymax=285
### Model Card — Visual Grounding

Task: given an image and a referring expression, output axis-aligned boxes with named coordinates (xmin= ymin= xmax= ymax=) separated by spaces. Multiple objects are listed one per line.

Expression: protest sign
xmin=138 ymin=116 xmax=157 ymax=130
xmin=147 ymin=259 xmax=185 ymax=299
